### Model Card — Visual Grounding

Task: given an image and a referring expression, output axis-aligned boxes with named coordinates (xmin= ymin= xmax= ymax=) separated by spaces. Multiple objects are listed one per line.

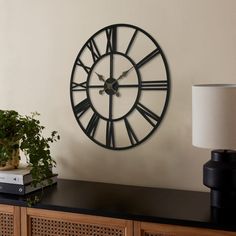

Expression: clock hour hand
xmin=95 ymin=72 xmax=106 ymax=82
xmin=116 ymin=66 xmax=134 ymax=81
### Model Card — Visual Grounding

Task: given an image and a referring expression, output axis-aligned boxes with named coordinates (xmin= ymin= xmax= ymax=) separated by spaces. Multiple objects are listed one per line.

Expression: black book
xmin=0 ymin=174 xmax=57 ymax=195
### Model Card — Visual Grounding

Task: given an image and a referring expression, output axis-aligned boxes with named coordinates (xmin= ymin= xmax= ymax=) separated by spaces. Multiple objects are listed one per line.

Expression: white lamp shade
xmin=192 ymin=84 xmax=236 ymax=150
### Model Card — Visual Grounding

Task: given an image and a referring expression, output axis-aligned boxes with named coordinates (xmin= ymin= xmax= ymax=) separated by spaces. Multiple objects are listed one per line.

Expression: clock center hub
xmin=104 ymin=78 xmax=119 ymax=95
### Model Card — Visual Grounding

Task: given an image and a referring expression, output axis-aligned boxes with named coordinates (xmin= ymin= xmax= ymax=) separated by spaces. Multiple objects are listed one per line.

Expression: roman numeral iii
xmin=141 ymin=80 xmax=168 ymax=91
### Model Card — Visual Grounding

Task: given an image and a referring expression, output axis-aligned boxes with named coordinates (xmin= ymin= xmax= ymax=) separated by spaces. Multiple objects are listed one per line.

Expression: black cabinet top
xmin=0 ymin=179 xmax=236 ymax=232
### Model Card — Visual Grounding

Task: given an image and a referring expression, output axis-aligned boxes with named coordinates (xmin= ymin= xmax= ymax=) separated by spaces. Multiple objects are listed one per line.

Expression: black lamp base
xmin=211 ymin=206 xmax=236 ymax=224
xmin=211 ymin=189 xmax=236 ymax=209
xmin=203 ymin=150 xmax=236 ymax=209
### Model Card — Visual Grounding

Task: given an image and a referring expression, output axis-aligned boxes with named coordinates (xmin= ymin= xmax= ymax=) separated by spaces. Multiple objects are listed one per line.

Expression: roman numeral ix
xmin=72 ymin=81 xmax=87 ymax=91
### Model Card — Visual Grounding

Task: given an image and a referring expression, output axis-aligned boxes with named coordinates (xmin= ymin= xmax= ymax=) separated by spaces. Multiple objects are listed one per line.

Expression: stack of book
xmin=0 ymin=165 xmax=57 ymax=195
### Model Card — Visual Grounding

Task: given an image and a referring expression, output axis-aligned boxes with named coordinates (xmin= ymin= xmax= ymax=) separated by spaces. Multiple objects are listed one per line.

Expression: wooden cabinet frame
xmin=0 ymin=204 xmax=20 ymax=236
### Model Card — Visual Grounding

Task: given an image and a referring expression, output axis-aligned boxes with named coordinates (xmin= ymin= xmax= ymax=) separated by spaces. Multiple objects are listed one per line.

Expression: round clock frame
xmin=70 ymin=23 xmax=170 ymax=150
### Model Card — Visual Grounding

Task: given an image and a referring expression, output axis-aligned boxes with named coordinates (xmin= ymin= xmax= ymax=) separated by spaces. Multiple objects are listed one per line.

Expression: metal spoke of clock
xmin=72 ymin=84 xmax=104 ymax=92
xmin=106 ymin=95 xmax=115 ymax=148
xmin=110 ymin=53 xmax=114 ymax=79
xmin=118 ymin=82 xmax=168 ymax=91
xmin=88 ymin=85 xmax=104 ymax=88
xmin=118 ymin=84 xmax=138 ymax=88
xmin=109 ymin=94 xmax=113 ymax=119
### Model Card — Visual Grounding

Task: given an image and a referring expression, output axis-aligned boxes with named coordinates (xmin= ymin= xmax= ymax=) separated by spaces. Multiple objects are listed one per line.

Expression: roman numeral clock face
xmin=70 ymin=24 xmax=170 ymax=150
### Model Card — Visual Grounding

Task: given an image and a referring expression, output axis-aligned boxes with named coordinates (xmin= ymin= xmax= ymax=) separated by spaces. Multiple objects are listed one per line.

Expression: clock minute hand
xmin=116 ymin=66 xmax=134 ymax=81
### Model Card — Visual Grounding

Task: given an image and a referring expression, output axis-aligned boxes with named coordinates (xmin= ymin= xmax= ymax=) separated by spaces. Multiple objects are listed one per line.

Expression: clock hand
xmin=98 ymin=66 xmax=135 ymax=96
xmin=116 ymin=66 xmax=134 ymax=81
xmin=95 ymin=72 xmax=106 ymax=82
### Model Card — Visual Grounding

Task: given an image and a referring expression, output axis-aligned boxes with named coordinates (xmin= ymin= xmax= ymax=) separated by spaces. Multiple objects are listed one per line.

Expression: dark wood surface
xmin=0 ymin=179 xmax=236 ymax=231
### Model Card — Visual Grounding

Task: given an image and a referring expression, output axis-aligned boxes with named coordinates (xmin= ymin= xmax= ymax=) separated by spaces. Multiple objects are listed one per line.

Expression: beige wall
xmin=0 ymin=0 xmax=236 ymax=191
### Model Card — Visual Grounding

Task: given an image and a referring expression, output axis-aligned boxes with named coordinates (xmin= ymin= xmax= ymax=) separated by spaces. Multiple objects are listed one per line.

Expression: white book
xmin=0 ymin=165 xmax=32 ymax=185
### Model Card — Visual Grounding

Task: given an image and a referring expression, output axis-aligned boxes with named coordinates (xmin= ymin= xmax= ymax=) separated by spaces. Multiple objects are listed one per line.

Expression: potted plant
xmin=0 ymin=110 xmax=60 ymax=189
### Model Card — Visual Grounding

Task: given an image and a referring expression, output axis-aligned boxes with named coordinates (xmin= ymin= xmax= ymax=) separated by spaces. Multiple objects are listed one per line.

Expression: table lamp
xmin=192 ymin=84 xmax=236 ymax=209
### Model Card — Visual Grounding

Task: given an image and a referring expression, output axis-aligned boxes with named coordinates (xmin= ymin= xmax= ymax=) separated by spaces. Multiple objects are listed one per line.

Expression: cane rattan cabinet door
xmin=134 ymin=221 xmax=236 ymax=236
xmin=0 ymin=204 xmax=20 ymax=236
xmin=21 ymin=207 xmax=133 ymax=236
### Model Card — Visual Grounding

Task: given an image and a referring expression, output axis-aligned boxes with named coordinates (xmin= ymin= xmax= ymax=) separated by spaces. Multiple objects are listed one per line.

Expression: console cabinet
xmin=0 ymin=180 xmax=236 ymax=236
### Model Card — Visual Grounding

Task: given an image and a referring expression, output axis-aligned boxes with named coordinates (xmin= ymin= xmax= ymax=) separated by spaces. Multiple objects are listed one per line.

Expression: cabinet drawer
xmin=0 ymin=204 xmax=20 ymax=236
xmin=134 ymin=221 xmax=236 ymax=236
xmin=21 ymin=207 xmax=133 ymax=236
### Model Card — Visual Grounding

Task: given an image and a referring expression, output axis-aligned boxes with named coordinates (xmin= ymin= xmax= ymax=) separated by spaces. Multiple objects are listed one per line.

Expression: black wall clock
xmin=70 ymin=24 xmax=170 ymax=150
